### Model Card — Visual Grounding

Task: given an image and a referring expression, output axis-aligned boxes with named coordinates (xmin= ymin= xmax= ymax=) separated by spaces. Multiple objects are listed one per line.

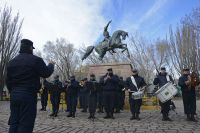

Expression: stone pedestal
xmin=88 ymin=63 xmax=133 ymax=81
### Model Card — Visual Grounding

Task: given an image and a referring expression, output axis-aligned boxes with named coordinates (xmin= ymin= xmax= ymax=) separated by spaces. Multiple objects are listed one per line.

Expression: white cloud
xmin=0 ymin=0 xmax=107 ymax=50
xmin=120 ymin=0 xmax=168 ymax=33
xmin=137 ymin=0 xmax=168 ymax=27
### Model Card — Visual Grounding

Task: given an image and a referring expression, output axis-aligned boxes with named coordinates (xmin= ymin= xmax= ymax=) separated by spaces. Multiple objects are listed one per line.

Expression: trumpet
xmin=187 ymin=72 xmax=200 ymax=89
xmin=79 ymin=80 xmax=86 ymax=87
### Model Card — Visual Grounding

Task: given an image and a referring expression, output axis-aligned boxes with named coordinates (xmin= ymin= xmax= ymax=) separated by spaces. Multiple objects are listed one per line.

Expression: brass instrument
xmin=79 ymin=80 xmax=85 ymax=87
xmin=39 ymin=79 xmax=45 ymax=94
xmin=188 ymin=72 xmax=200 ymax=89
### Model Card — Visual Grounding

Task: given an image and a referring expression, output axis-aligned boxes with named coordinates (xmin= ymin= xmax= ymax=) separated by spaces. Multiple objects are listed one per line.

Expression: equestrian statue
xmin=82 ymin=20 xmax=130 ymax=60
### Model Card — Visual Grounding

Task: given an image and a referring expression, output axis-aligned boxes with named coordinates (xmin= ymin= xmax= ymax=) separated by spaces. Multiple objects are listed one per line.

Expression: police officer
xmin=119 ymin=77 xmax=126 ymax=110
xmin=97 ymin=83 xmax=104 ymax=113
xmin=153 ymin=67 xmax=174 ymax=121
xmin=81 ymin=78 xmax=89 ymax=113
xmin=178 ymin=68 xmax=198 ymax=122
xmin=114 ymin=77 xmax=125 ymax=113
xmin=63 ymin=80 xmax=70 ymax=112
xmin=126 ymin=69 xmax=146 ymax=120
xmin=85 ymin=74 xmax=99 ymax=119
xmin=79 ymin=79 xmax=85 ymax=110
xmin=100 ymin=68 xmax=119 ymax=119
xmin=40 ymin=79 xmax=48 ymax=111
xmin=49 ymin=75 xmax=62 ymax=117
xmin=6 ymin=39 xmax=54 ymax=133
xmin=67 ymin=76 xmax=80 ymax=118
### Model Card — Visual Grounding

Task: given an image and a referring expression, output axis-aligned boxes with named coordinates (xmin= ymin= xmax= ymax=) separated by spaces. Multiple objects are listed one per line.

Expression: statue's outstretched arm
xmin=104 ymin=20 xmax=112 ymax=31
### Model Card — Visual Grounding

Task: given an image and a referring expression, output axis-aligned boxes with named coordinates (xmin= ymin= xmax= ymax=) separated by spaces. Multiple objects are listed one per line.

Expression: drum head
xmin=155 ymin=82 xmax=170 ymax=95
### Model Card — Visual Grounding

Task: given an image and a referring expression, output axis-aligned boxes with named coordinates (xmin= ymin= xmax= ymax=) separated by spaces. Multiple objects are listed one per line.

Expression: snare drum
xmin=131 ymin=91 xmax=144 ymax=100
xmin=155 ymin=82 xmax=177 ymax=103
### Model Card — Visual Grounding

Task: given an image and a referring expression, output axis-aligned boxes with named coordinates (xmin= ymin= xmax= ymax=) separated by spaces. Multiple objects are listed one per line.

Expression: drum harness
xmin=129 ymin=76 xmax=145 ymax=94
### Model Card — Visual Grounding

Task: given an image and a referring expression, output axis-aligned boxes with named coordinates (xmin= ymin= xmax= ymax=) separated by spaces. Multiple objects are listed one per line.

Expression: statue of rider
xmin=102 ymin=20 xmax=116 ymax=53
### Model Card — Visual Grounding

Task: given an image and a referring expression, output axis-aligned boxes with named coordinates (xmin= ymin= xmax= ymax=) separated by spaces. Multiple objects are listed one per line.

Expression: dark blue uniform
xmin=81 ymin=83 xmax=90 ymax=112
xmin=97 ymin=84 xmax=104 ymax=113
xmin=85 ymin=80 xmax=99 ymax=118
xmin=6 ymin=53 xmax=54 ymax=133
xmin=100 ymin=74 xmax=119 ymax=118
xmin=178 ymin=74 xmax=197 ymax=118
xmin=126 ymin=75 xmax=146 ymax=119
xmin=153 ymin=73 xmax=174 ymax=120
xmin=79 ymin=85 xmax=84 ymax=109
xmin=115 ymin=78 xmax=125 ymax=113
xmin=63 ymin=82 xmax=70 ymax=112
xmin=67 ymin=79 xmax=80 ymax=117
xmin=120 ymin=80 xmax=126 ymax=110
xmin=40 ymin=80 xmax=48 ymax=111
xmin=50 ymin=79 xmax=62 ymax=116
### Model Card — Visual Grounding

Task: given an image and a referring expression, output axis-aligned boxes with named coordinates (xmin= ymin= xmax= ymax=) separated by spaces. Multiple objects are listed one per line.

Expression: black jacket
xmin=100 ymin=74 xmax=119 ymax=92
xmin=126 ymin=75 xmax=146 ymax=97
xmin=153 ymin=73 xmax=174 ymax=88
xmin=50 ymin=79 xmax=63 ymax=94
xmin=6 ymin=53 xmax=54 ymax=94
xmin=117 ymin=79 xmax=125 ymax=92
xmin=67 ymin=80 xmax=80 ymax=96
xmin=85 ymin=80 xmax=100 ymax=96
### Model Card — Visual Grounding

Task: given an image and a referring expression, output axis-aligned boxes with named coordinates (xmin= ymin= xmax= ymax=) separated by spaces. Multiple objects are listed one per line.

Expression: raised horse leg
xmin=119 ymin=44 xmax=130 ymax=58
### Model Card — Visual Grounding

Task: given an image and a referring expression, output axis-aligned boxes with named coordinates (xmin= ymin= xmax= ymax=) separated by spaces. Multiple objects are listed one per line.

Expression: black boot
xmin=92 ymin=114 xmax=96 ymax=119
xmin=115 ymin=109 xmax=120 ymax=113
xmin=98 ymin=107 xmax=104 ymax=113
xmin=72 ymin=112 xmax=75 ymax=118
xmin=43 ymin=106 xmax=46 ymax=111
xmin=40 ymin=107 xmax=44 ymax=111
xmin=135 ymin=113 xmax=140 ymax=121
xmin=162 ymin=114 xmax=167 ymax=121
xmin=165 ymin=113 xmax=172 ymax=121
xmin=110 ymin=113 xmax=115 ymax=119
xmin=81 ymin=109 xmax=87 ymax=113
xmin=54 ymin=112 xmax=58 ymax=117
xmin=67 ymin=113 xmax=73 ymax=117
xmin=54 ymin=113 xmax=58 ymax=117
xmin=130 ymin=113 xmax=136 ymax=120
xmin=104 ymin=113 xmax=110 ymax=119
xmin=49 ymin=113 xmax=54 ymax=117
xmin=186 ymin=114 xmax=191 ymax=121
xmin=190 ymin=115 xmax=198 ymax=122
xmin=88 ymin=114 xmax=92 ymax=119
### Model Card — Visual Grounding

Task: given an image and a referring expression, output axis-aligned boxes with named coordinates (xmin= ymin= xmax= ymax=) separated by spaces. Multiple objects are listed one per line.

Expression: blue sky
xmin=97 ymin=0 xmax=200 ymax=42
xmin=0 ymin=0 xmax=199 ymax=49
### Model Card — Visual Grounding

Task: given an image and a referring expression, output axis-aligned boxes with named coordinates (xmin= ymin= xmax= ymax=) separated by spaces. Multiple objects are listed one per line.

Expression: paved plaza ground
xmin=1 ymin=99 xmax=200 ymax=133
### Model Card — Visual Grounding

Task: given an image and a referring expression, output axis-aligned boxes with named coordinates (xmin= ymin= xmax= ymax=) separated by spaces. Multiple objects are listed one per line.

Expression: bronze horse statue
xmin=82 ymin=30 xmax=130 ymax=60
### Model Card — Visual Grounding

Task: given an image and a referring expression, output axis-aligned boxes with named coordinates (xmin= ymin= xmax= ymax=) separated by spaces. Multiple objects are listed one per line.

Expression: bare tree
xmin=149 ymin=39 xmax=169 ymax=72
xmin=0 ymin=6 xmax=22 ymax=100
xmin=43 ymin=38 xmax=80 ymax=81
xmin=128 ymin=35 xmax=155 ymax=83
xmin=167 ymin=21 xmax=199 ymax=76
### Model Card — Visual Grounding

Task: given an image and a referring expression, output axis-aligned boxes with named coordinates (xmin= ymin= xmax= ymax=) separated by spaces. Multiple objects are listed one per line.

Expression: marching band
xmin=39 ymin=66 xmax=200 ymax=122
xmin=6 ymin=39 xmax=200 ymax=133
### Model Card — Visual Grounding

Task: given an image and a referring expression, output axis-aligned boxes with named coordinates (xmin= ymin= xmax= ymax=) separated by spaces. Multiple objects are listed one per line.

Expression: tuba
xmin=188 ymin=72 xmax=200 ymax=89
